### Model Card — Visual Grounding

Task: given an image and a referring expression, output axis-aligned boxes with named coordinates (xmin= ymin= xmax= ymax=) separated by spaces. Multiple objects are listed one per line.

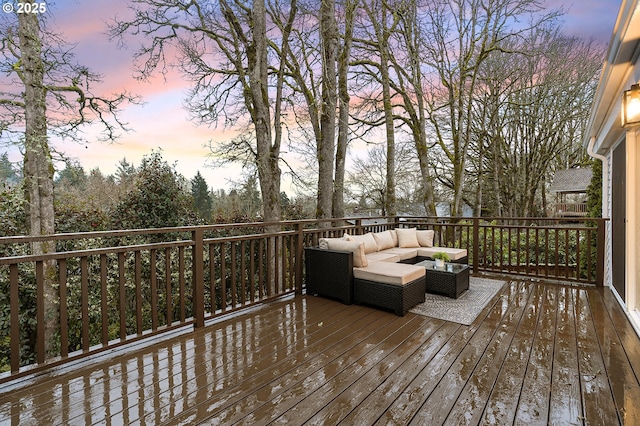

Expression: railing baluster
xmin=597 ymin=219 xmax=605 ymax=286
xmin=267 ymin=236 xmax=273 ymax=297
xmin=36 ymin=261 xmax=45 ymax=364
xmin=179 ymin=246 xmax=186 ymax=322
xmin=220 ymin=243 xmax=226 ymax=312
xmin=100 ymin=254 xmax=108 ymax=345
xmin=59 ymin=259 xmax=68 ymax=357
xmin=565 ymin=229 xmax=570 ymax=279
xmin=240 ymin=240 xmax=246 ymax=306
xmin=10 ymin=264 xmax=19 ymax=373
xmin=208 ymin=243 xmax=215 ymax=314
xmin=249 ymin=239 xmax=255 ymax=303
xmin=259 ymin=239 xmax=265 ymax=300
xmin=118 ymin=252 xmax=126 ymax=340
xmin=576 ymin=229 xmax=582 ymax=282
xmin=165 ymin=247 xmax=172 ymax=326
xmin=150 ymin=248 xmax=158 ymax=331
xmin=231 ymin=241 xmax=237 ymax=309
xmin=81 ymin=256 xmax=89 ymax=352
xmin=192 ymin=229 xmax=204 ymax=328
xmin=135 ymin=251 xmax=142 ymax=335
xmin=544 ymin=228 xmax=550 ymax=278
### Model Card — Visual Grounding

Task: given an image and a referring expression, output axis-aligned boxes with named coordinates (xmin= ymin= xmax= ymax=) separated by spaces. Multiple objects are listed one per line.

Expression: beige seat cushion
xmin=325 ymin=239 xmax=368 ymax=267
xmin=395 ymin=228 xmax=420 ymax=248
xmin=380 ymin=247 xmax=419 ymax=260
xmin=347 ymin=233 xmax=378 ymax=254
xmin=417 ymin=247 xmax=467 ymax=261
xmin=354 ymin=262 xmax=425 ymax=286
xmin=366 ymin=252 xmax=401 ymax=263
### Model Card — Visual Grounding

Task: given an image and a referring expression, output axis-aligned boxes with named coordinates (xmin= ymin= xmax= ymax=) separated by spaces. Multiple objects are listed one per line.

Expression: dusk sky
xmin=3 ymin=0 xmax=623 ymax=193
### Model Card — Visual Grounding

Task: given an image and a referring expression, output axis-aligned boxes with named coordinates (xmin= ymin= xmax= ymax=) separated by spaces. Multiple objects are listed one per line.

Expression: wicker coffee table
xmin=415 ymin=260 xmax=470 ymax=298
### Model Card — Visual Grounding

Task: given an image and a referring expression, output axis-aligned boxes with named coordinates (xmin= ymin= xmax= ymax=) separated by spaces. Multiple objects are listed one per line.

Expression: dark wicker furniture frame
xmin=304 ymin=246 xmax=468 ymax=310
xmin=353 ymin=275 xmax=426 ymax=316
xmin=417 ymin=260 xmax=470 ymax=298
xmin=305 ymin=247 xmax=354 ymax=304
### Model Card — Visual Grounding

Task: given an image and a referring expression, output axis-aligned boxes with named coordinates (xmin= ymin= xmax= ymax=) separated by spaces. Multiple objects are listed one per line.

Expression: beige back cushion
xmin=318 ymin=237 xmax=346 ymax=250
xmin=395 ymin=228 xmax=420 ymax=248
xmin=389 ymin=229 xmax=398 ymax=246
xmin=372 ymin=230 xmax=395 ymax=250
xmin=417 ymin=230 xmax=435 ymax=247
xmin=348 ymin=233 xmax=378 ymax=254
xmin=326 ymin=239 xmax=368 ymax=267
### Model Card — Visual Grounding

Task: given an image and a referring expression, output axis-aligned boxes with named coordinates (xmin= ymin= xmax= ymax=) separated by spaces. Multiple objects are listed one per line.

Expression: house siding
xmin=584 ymin=0 xmax=640 ymax=336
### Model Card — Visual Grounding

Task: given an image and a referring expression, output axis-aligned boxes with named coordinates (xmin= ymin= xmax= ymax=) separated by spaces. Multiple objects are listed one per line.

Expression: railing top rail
xmin=0 ymin=216 xmax=609 ymax=245
xmin=0 ymin=240 xmax=194 ymax=265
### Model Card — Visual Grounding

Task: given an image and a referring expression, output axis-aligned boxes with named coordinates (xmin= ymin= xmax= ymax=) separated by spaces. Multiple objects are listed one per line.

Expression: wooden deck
xmin=1 ymin=279 xmax=640 ymax=425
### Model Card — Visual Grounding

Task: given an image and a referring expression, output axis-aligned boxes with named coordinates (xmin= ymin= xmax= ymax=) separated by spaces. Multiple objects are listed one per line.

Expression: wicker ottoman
xmin=353 ymin=262 xmax=426 ymax=316
xmin=416 ymin=260 xmax=470 ymax=298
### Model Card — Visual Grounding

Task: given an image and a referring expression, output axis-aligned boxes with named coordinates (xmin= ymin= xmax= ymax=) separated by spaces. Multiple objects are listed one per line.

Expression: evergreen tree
xmin=55 ymin=160 xmax=87 ymax=188
xmin=111 ymin=151 xmax=192 ymax=229
xmin=586 ymin=159 xmax=602 ymax=219
xmin=0 ymin=153 xmax=20 ymax=187
xmin=191 ymin=171 xmax=212 ymax=221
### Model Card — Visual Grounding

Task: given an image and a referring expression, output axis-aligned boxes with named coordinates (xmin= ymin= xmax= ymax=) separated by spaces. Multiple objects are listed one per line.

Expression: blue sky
xmin=2 ymin=0 xmax=623 ymax=193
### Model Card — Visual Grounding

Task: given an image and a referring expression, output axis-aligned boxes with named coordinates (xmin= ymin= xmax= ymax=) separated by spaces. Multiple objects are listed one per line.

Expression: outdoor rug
xmin=410 ymin=277 xmax=507 ymax=325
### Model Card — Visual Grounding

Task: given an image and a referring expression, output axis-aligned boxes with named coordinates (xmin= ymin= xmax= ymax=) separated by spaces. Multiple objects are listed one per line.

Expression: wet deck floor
xmin=1 ymin=278 xmax=639 ymax=425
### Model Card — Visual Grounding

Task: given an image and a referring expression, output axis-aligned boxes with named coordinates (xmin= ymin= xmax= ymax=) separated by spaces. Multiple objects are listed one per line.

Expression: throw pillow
xmin=417 ymin=230 xmax=435 ymax=247
xmin=395 ymin=227 xmax=419 ymax=248
xmin=318 ymin=237 xmax=347 ymax=250
xmin=326 ymin=239 xmax=368 ymax=267
xmin=389 ymin=229 xmax=398 ymax=246
xmin=348 ymin=233 xmax=378 ymax=254
xmin=372 ymin=230 xmax=395 ymax=250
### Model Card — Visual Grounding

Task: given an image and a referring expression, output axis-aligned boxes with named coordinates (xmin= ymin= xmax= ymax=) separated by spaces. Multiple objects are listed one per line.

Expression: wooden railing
xmin=0 ymin=216 xmax=606 ymax=383
xmin=554 ymin=202 xmax=588 ymax=216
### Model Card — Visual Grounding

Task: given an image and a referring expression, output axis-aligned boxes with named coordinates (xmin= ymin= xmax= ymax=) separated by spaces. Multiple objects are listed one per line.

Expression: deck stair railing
xmin=0 ymin=216 xmax=605 ymax=383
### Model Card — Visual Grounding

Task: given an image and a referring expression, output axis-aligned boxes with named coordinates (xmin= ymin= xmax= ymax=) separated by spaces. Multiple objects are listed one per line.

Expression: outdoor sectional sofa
xmin=304 ymin=228 xmax=468 ymax=316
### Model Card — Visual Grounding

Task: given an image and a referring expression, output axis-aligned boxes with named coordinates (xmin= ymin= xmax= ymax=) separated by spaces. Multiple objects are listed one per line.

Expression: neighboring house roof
xmin=549 ymin=168 xmax=593 ymax=193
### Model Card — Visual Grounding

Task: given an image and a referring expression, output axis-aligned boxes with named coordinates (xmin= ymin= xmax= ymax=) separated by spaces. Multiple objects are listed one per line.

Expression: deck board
xmin=1 ymin=279 xmax=640 ymax=425
xmin=514 ymin=283 xmax=557 ymax=425
xmin=574 ymin=288 xmax=620 ymax=425
xmin=549 ymin=285 xmax=583 ymax=425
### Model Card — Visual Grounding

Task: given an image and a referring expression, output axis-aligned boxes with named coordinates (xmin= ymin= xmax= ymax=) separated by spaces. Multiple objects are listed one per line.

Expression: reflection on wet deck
xmin=1 ymin=279 xmax=639 ymax=425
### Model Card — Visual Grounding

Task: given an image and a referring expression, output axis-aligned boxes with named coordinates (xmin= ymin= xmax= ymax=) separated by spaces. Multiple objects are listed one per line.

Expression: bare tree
xmin=332 ymin=0 xmax=359 ymax=218
xmin=0 ymin=2 xmax=135 ymax=356
xmin=386 ymin=0 xmax=437 ymax=214
xmin=112 ymin=0 xmax=288 ymax=222
xmin=316 ymin=0 xmax=338 ymax=219
xmin=420 ymin=0 xmax=559 ymax=216
xmin=352 ymin=0 xmax=402 ymax=216
xmin=346 ymin=140 xmax=420 ymax=214
xmin=470 ymin=26 xmax=604 ymax=217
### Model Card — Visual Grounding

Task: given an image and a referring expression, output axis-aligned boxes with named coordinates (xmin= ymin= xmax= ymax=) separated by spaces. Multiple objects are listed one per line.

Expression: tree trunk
xmin=18 ymin=8 xmax=58 ymax=358
xmin=249 ymin=0 xmax=281 ymax=223
xmin=332 ymin=0 xmax=357 ymax=220
xmin=379 ymin=9 xmax=396 ymax=217
xmin=317 ymin=0 xmax=338 ymax=220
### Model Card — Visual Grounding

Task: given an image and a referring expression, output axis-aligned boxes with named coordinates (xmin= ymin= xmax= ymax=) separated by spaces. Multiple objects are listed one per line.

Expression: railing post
xmin=296 ymin=222 xmax=304 ymax=295
xmin=596 ymin=218 xmax=605 ymax=287
xmin=192 ymin=228 xmax=205 ymax=328
xmin=472 ymin=217 xmax=480 ymax=276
